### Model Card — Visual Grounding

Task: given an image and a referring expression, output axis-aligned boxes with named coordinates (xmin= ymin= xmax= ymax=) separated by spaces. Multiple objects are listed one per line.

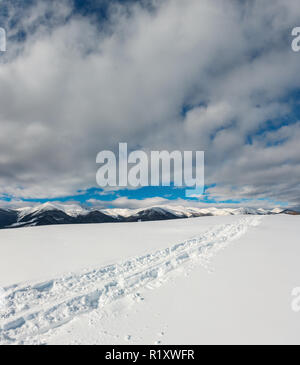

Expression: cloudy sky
xmin=0 ymin=0 xmax=300 ymax=210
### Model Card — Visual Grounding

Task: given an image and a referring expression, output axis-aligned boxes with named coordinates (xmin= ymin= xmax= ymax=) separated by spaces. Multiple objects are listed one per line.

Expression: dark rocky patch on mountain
xmin=281 ymin=209 xmax=300 ymax=216
xmin=126 ymin=208 xmax=180 ymax=222
xmin=0 ymin=209 xmax=18 ymax=228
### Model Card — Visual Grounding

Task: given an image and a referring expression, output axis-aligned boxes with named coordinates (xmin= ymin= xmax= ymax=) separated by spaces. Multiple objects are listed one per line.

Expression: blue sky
xmin=0 ymin=185 xmax=289 ymax=210
xmin=0 ymin=0 xmax=300 ymax=210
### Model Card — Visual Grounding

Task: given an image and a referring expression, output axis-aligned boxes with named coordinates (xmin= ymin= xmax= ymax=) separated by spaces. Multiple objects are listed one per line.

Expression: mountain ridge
xmin=0 ymin=203 xmax=298 ymax=230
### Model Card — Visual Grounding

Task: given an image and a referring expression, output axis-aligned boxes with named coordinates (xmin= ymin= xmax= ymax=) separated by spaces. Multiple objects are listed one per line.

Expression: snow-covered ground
xmin=0 ymin=215 xmax=299 ymax=345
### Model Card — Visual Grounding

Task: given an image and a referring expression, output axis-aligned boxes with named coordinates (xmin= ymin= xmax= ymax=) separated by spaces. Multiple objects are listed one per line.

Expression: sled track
xmin=0 ymin=216 xmax=262 ymax=344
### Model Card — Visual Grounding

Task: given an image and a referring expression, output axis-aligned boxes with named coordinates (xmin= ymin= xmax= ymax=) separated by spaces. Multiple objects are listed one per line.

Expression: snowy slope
xmin=16 ymin=202 xmax=89 ymax=219
xmin=0 ymin=215 xmax=299 ymax=345
xmin=102 ymin=205 xmax=284 ymax=218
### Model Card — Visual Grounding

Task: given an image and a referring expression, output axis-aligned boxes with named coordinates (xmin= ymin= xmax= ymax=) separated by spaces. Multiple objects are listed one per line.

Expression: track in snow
xmin=0 ymin=216 xmax=262 ymax=344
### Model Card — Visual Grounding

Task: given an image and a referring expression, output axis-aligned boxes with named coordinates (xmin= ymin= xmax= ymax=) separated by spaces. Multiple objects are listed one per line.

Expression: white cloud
xmin=0 ymin=0 xmax=300 ymax=205
xmin=87 ymin=196 xmax=170 ymax=209
xmin=86 ymin=196 xmax=287 ymax=210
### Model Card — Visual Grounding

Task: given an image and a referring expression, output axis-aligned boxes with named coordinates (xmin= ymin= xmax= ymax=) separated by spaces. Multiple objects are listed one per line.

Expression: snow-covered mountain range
xmin=0 ymin=202 xmax=298 ymax=230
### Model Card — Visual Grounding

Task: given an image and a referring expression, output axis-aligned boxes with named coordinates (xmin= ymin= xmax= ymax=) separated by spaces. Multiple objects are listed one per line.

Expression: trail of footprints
xmin=0 ymin=216 xmax=261 ymax=344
